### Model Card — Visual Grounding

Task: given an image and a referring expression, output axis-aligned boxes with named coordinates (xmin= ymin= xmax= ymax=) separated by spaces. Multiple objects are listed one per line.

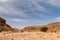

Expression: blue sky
xmin=0 ymin=0 xmax=60 ymax=29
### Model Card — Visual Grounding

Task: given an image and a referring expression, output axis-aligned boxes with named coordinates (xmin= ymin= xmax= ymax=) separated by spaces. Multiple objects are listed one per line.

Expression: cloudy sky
xmin=0 ymin=0 xmax=60 ymax=28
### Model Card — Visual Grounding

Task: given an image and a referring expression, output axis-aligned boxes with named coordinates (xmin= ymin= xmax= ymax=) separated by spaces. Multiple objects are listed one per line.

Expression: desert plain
xmin=0 ymin=32 xmax=60 ymax=40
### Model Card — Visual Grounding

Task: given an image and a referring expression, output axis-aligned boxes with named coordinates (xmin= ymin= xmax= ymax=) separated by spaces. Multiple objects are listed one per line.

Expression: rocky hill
xmin=23 ymin=22 xmax=60 ymax=32
xmin=0 ymin=17 xmax=60 ymax=33
xmin=46 ymin=22 xmax=60 ymax=32
xmin=0 ymin=17 xmax=16 ymax=32
xmin=23 ymin=26 xmax=41 ymax=32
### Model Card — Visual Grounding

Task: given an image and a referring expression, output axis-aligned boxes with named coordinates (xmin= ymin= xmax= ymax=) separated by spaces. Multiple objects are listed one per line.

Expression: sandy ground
xmin=0 ymin=32 xmax=60 ymax=40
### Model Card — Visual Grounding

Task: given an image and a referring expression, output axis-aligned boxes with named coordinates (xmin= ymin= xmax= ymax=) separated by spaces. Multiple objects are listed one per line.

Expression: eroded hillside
xmin=0 ymin=17 xmax=16 ymax=32
xmin=23 ymin=22 xmax=60 ymax=32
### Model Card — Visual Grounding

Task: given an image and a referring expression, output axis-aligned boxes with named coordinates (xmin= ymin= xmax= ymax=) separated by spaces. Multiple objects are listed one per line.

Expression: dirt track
xmin=0 ymin=32 xmax=60 ymax=40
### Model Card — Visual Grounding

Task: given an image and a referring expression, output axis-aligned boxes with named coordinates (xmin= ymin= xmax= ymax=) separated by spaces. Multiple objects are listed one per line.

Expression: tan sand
xmin=0 ymin=32 xmax=60 ymax=40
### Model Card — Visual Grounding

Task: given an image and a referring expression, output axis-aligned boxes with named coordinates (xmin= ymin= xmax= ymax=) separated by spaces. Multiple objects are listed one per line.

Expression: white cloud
xmin=0 ymin=0 xmax=49 ymax=18
xmin=0 ymin=1 xmax=28 ymax=17
xmin=56 ymin=17 xmax=60 ymax=19
xmin=46 ymin=0 xmax=60 ymax=7
xmin=32 ymin=0 xmax=48 ymax=12
xmin=55 ymin=17 xmax=60 ymax=21
xmin=12 ymin=19 xmax=27 ymax=22
xmin=0 ymin=0 xmax=8 ymax=2
xmin=1 ymin=0 xmax=57 ymax=16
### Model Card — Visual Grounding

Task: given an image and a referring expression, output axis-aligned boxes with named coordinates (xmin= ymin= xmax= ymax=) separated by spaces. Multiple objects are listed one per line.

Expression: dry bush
xmin=40 ymin=27 xmax=48 ymax=32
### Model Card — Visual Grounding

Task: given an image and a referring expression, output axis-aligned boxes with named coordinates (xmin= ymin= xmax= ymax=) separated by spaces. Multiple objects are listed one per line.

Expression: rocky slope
xmin=23 ymin=22 xmax=60 ymax=32
xmin=0 ymin=17 xmax=16 ymax=32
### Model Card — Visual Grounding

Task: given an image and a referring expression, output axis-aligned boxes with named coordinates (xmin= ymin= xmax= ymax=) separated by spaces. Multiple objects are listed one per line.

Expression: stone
xmin=0 ymin=17 xmax=6 ymax=24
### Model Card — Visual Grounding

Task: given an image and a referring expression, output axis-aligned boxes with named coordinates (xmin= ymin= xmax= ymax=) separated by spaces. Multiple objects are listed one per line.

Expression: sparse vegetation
xmin=55 ymin=31 xmax=56 ymax=33
xmin=0 ymin=28 xmax=2 ymax=32
xmin=0 ymin=26 xmax=9 ymax=32
xmin=21 ymin=30 xmax=24 ymax=33
xmin=40 ymin=27 xmax=48 ymax=32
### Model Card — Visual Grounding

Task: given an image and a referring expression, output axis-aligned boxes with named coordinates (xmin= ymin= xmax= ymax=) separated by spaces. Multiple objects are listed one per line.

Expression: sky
xmin=0 ymin=0 xmax=60 ymax=29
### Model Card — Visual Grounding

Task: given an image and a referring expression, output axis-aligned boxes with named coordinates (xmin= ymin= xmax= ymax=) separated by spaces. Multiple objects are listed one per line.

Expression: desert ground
xmin=0 ymin=32 xmax=60 ymax=40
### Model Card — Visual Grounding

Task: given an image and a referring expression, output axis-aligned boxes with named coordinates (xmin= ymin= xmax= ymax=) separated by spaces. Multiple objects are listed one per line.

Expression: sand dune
xmin=0 ymin=32 xmax=60 ymax=40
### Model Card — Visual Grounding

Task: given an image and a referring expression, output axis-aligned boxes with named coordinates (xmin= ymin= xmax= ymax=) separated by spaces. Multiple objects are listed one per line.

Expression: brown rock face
xmin=0 ymin=17 xmax=14 ymax=32
xmin=0 ymin=17 xmax=6 ymax=24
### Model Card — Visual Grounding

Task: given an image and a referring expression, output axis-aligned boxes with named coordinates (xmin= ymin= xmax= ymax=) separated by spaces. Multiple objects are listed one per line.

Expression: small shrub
xmin=21 ymin=30 xmax=24 ymax=33
xmin=0 ymin=29 xmax=2 ymax=32
xmin=40 ymin=27 xmax=48 ymax=32
xmin=55 ymin=31 xmax=56 ymax=33
xmin=0 ymin=28 xmax=3 ymax=32
xmin=11 ymin=38 xmax=14 ymax=40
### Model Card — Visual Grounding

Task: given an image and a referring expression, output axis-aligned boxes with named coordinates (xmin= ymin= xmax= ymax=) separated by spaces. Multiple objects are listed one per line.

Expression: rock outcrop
xmin=0 ymin=17 xmax=15 ymax=32
xmin=0 ymin=17 xmax=6 ymax=24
